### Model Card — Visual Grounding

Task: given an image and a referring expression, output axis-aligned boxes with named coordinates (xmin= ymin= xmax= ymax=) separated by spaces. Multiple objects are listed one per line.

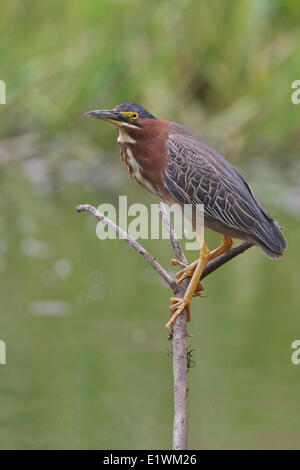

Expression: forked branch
xmin=76 ymin=203 xmax=176 ymax=290
xmin=76 ymin=202 xmax=253 ymax=450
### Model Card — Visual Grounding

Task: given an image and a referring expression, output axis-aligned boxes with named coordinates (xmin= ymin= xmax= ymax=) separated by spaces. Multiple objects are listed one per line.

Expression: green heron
xmin=86 ymin=103 xmax=287 ymax=328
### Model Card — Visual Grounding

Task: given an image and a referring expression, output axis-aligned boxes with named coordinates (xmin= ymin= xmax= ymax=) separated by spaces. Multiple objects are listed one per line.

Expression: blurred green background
xmin=0 ymin=0 xmax=300 ymax=449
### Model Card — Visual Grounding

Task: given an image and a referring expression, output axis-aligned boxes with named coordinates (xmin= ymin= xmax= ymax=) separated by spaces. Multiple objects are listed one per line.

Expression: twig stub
xmin=76 ymin=201 xmax=253 ymax=451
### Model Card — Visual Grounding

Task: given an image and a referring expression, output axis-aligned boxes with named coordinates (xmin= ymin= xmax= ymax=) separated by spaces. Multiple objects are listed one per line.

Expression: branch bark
xmin=159 ymin=202 xmax=187 ymax=265
xmin=76 ymin=204 xmax=176 ymax=290
xmin=158 ymin=202 xmax=189 ymax=449
xmin=201 ymin=241 xmax=253 ymax=280
xmin=171 ymin=279 xmax=189 ymax=450
xmin=76 ymin=202 xmax=253 ymax=450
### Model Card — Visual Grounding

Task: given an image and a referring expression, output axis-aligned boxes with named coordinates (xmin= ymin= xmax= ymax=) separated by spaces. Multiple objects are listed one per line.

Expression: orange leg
xmin=166 ymin=238 xmax=210 ymax=329
xmin=174 ymin=235 xmax=233 ymax=288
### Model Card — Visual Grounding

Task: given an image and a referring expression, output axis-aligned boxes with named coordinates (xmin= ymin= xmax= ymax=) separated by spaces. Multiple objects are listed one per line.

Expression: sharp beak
xmin=85 ymin=109 xmax=125 ymax=125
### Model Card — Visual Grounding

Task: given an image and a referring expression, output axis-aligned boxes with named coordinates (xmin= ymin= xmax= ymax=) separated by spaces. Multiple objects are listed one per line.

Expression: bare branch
xmin=158 ymin=202 xmax=189 ymax=450
xmin=172 ymin=279 xmax=189 ymax=450
xmin=201 ymin=241 xmax=253 ymax=281
xmin=76 ymin=204 xmax=177 ymax=290
xmin=159 ymin=202 xmax=187 ymax=265
xmin=76 ymin=201 xmax=254 ymax=451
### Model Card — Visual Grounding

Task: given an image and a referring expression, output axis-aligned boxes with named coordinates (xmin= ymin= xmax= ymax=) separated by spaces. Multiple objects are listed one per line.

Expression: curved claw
xmin=193 ymin=283 xmax=205 ymax=296
xmin=175 ymin=262 xmax=205 ymax=296
xmin=171 ymin=259 xmax=187 ymax=268
xmin=176 ymin=262 xmax=197 ymax=282
xmin=166 ymin=297 xmax=191 ymax=329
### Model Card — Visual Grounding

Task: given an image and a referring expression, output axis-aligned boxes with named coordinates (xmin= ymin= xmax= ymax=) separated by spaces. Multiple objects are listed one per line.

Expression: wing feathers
xmin=163 ymin=132 xmax=286 ymax=257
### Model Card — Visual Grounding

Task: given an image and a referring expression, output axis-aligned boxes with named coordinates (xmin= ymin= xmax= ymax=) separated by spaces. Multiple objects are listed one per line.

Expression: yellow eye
xmin=131 ymin=112 xmax=139 ymax=120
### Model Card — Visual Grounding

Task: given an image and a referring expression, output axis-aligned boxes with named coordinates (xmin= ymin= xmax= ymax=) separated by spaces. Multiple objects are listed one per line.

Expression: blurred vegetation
xmin=0 ymin=0 xmax=299 ymax=449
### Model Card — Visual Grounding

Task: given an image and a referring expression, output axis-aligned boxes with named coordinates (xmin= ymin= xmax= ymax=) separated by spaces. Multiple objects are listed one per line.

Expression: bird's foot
xmin=165 ymin=297 xmax=191 ymax=329
xmin=172 ymin=259 xmax=204 ymax=296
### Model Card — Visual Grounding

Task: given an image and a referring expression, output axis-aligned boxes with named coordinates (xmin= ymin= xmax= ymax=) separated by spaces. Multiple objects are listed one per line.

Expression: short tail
xmin=251 ymin=219 xmax=287 ymax=259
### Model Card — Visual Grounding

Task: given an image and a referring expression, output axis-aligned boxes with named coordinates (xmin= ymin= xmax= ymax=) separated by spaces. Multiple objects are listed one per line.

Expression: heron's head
xmin=85 ymin=102 xmax=157 ymax=129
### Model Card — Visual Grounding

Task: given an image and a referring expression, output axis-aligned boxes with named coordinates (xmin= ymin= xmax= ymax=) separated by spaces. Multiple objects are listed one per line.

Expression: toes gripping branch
xmin=166 ymin=235 xmax=233 ymax=329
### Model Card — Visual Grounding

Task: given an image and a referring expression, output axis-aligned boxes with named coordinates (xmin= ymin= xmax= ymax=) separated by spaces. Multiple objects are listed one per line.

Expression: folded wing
xmin=163 ymin=130 xmax=286 ymax=258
